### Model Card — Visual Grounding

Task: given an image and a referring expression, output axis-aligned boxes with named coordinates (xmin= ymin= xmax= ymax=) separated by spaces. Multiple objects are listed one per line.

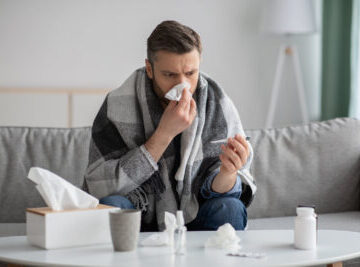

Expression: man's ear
xmin=145 ymin=59 xmax=153 ymax=79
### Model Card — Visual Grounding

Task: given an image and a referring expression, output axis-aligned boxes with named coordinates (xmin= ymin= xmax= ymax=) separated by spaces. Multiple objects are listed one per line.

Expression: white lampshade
xmin=260 ymin=0 xmax=316 ymax=35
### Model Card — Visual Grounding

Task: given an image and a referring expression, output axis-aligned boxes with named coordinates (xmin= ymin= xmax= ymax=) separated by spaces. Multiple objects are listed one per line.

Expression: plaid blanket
xmin=84 ymin=67 xmax=256 ymax=230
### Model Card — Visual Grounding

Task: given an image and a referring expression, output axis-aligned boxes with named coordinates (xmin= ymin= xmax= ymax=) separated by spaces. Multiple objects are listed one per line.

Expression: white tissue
xmin=205 ymin=223 xmax=241 ymax=250
xmin=140 ymin=211 xmax=177 ymax=246
xmin=27 ymin=167 xmax=99 ymax=211
xmin=140 ymin=232 xmax=169 ymax=246
xmin=165 ymin=211 xmax=177 ymax=246
xmin=164 ymin=82 xmax=191 ymax=101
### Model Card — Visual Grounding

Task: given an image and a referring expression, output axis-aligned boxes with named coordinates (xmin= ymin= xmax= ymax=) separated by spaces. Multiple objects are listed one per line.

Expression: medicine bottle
xmin=294 ymin=206 xmax=317 ymax=250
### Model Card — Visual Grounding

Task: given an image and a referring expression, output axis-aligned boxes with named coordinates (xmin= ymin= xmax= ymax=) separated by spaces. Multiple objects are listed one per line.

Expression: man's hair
xmin=147 ymin=20 xmax=202 ymax=64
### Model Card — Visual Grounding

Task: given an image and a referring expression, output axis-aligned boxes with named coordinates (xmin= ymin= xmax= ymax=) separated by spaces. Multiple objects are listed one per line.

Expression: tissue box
xmin=26 ymin=204 xmax=119 ymax=249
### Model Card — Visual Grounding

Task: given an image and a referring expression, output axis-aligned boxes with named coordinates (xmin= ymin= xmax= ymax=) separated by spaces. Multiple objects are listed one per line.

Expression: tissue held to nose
xmin=165 ymin=82 xmax=191 ymax=101
xmin=27 ymin=167 xmax=99 ymax=211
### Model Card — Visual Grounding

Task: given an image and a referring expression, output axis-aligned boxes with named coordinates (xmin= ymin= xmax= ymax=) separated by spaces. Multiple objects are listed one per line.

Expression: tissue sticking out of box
xmin=164 ymin=82 xmax=191 ymax=101
xmin=27 ymin=167 xmax=99 ymax=211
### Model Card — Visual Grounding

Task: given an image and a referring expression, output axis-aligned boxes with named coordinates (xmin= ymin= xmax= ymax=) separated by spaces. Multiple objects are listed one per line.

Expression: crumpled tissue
xmin=140 ymin=211 xmax=177 ymax=246
xmin=27 ymin=167 xmax=99 ymax=211
xmin=205 ymin=223 xmax=241 ymax=250
xmin=164 ymin=82 xmax=191 ymax=101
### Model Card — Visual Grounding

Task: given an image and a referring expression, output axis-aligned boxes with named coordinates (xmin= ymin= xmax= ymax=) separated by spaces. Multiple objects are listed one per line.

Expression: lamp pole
xmin=265 ymin=44 xmax=309 ymax=128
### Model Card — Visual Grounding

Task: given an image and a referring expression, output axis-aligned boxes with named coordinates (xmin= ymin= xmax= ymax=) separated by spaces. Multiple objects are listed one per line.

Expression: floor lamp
xmin=260 ymin=0 xmax=316 ymax=129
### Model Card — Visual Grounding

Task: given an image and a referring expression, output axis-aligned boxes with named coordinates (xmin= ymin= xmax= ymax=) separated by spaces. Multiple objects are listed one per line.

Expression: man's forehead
xmin=153 ymin=50 xmax=200 ymax=72
xmin=160 ymin=67 xmax=198 ymax=74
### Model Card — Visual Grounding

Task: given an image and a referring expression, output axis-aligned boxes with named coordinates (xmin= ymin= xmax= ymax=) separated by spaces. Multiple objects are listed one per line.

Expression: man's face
xmin=145 ymin=49 xmax=200 ymax=107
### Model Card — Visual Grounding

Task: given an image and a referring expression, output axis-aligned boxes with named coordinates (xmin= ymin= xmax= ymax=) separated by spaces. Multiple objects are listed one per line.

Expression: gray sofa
xmin=0 ymin=117 xmax=359 ymax=238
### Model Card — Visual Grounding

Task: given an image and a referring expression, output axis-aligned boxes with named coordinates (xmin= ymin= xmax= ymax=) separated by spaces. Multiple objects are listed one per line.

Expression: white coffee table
xmin=0 ymin=230 xmax=359 ymax=267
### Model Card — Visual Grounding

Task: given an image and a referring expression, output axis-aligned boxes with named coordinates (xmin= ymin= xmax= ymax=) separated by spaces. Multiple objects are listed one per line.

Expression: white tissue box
xmin=26 ymin=204 xmax=119 ymax=249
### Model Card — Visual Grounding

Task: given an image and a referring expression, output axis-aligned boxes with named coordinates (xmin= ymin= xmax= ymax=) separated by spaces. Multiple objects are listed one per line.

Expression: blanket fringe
xmin=127 ymin=187 xmax=149 ymax=212
xmin=126 ymin=171 xmax=165 ymax=212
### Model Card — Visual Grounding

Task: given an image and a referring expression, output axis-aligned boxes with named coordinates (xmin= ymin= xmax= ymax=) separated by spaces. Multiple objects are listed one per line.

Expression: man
xmin=84 ymin=20 xmax=256 ymax=231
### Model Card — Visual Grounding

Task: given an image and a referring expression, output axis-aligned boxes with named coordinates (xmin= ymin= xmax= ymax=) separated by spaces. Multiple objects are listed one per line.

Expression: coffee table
xmin=0 ymin=230 xmax=359 ymax=267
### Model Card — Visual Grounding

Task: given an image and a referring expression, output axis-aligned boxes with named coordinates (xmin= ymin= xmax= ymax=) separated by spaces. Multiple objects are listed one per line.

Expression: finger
xmin=222 ymin=144 xmax=243 ymax=169
xmin=220 ymin=153 xmax=237 ymax=172
xmin=189 ymin=98 xmax=197 ymax=117
xmin=219 ymin=153 xmax=237 ymax=172
xmin=166 ymin=100 xmax=177 ymax=109
xmin=229 ymin=137 xmax=248 ymax=160
xmin=234 ymin=134 xmax=249 ymax=155
xmin=228 ymin=141 xmax=247 ymax=167
xmin=177 ymin=89 xmax=191 ymax=110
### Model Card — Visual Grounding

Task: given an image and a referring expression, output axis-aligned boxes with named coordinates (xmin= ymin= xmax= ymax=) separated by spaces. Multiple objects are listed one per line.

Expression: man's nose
xmin=176 ymin=75 xmax=188 ymax=85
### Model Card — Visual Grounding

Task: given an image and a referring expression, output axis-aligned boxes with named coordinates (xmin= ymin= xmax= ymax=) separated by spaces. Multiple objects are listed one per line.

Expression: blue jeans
xmin=187 ymin=196 xmax=247 ymax=230
xmin=100 ymin=195 xmax=247 ymax=231
xmin=100 ymin=195 xmax=135 ymax=209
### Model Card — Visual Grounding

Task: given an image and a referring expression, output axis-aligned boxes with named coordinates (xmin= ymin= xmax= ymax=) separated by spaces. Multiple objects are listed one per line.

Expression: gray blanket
xmin=84 ymin=67 xmax=256 ymax=230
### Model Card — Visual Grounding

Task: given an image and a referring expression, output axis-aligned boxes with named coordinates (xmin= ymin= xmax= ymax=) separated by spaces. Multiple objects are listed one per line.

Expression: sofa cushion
xmin=248 ymin=211 xmax=360 ymax=232
xmin=1 ymin=118 xmax=359 ymax=224
xmin=0 ymin=223 xmax=25 ymax=237
xmin=2 ymin=211 xmax=359 ymax=237
xmin=0 ymin=127 xmax=91 ymax=223
xmin=245 ymin=117 xmax=360 ymax=219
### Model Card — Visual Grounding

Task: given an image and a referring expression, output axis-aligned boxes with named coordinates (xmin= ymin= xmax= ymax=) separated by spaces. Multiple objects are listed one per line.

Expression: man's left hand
xmin=219 ymin=134 xmax=249 ymax=175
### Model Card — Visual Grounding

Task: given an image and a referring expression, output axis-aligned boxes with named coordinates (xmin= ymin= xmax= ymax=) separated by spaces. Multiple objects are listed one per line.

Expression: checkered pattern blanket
xmin=84 ymin=67 xmax=256 ymax=230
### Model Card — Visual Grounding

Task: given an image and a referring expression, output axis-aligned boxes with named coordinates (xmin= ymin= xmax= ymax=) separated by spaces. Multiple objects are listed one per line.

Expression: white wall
xmin=0 ymin=0 xmax=322 ymax=129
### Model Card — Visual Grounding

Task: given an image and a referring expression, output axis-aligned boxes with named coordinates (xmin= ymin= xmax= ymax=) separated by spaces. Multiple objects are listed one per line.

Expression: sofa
xmin=0 ymin=117 xmax=359 ymax=264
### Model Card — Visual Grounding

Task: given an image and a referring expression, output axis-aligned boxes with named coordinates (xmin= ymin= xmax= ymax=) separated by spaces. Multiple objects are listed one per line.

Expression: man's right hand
xmin=144 ymin=89 xmax=197 ymax=162
xmin=156 ymin=88 xmax=197 ymax=139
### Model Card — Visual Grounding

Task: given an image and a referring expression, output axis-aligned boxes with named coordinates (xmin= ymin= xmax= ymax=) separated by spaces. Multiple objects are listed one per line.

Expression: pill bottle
xmin=294 ymin=206 xmax=317 ymax=250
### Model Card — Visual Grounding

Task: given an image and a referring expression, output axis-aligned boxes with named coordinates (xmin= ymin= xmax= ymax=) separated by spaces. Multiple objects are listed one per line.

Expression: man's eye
xmin=186 ymin=72 xmax=194 ymax=76
xmin=165 ymin=73 xmax=175 ymax=77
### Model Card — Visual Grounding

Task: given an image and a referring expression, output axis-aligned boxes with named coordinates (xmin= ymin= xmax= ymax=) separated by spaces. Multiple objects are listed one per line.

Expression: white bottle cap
xmin=296 ymin=207 xmax=315 ymax=216
xmin=176 ymin=210 xmax=185 ymax=227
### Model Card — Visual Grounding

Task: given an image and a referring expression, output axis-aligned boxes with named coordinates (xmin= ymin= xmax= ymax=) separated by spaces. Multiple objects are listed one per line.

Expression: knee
xmin=217 ymin=197 xmax=247 ymax=229
xmin=203 ymin=197 xmax=247 ymax=230
xmin=99 ymin=195 xmax=135 ymax=209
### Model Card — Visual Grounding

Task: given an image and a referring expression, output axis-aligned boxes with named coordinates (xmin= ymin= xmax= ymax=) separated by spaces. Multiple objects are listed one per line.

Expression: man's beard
xmin=152 ymin=74 xmax=170 ymax=107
